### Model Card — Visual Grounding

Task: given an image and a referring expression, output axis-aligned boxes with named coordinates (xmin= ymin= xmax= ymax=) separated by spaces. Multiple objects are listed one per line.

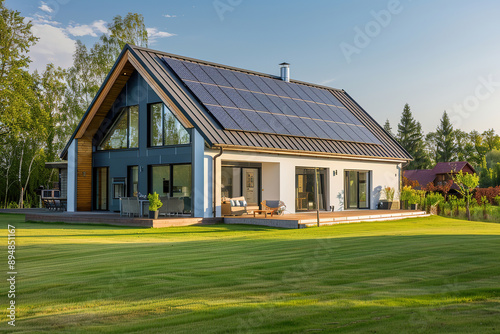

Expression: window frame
xmin=148 ymin=102 xmax=191 ymax=147
xmin=97 ymin=105 xmax=139 ymax=151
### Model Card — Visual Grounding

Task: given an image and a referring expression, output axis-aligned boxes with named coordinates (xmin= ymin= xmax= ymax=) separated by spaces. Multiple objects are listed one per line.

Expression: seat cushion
xmin=266 ymin=200 xmax=280 ymax=208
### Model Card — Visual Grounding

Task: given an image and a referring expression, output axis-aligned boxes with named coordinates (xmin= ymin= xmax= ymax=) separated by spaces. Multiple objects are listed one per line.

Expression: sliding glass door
xmin=221 ymin=163 xmax=261 ymax=207
xmin=344 ymin=170 xmax=370 ymax=209
xmin=295 ymin=167 xmax=326 ymax=211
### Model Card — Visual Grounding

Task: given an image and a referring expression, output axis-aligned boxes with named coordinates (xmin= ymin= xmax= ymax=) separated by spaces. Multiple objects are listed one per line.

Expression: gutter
xmin=213 ymin=147 xmax=223 ymax=217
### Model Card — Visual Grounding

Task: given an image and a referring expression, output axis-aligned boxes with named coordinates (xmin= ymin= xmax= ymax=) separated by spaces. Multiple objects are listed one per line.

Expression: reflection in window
xmin=128 ymin=166 xmax=139 ymax=197
xmin=150 ymin=103 xmax=190 ymax=146
xmin=99 ymin=106 xmax=139 ymax=150
xmin=173 ymin=164 xmax=191 ymax=199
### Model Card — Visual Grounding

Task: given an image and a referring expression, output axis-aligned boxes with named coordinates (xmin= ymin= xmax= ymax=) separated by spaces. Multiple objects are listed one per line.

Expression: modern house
xmin=404 ymin=161 xmax=476 ymax=191
xmin=60 ymin=44 xmax=411 ymax=217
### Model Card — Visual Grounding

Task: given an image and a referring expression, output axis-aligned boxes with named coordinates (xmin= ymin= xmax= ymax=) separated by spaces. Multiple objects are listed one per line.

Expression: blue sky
xmin=8 ymin=0 xmax=500 ymax=134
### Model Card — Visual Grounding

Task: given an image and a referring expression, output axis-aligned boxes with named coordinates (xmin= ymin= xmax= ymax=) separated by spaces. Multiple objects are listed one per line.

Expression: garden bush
xmin=474 ymin=186 xmax=500 ymax=204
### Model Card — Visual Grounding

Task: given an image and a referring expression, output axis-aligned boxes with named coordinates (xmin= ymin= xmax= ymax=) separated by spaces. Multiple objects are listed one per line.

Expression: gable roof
xmin=403 ymin=169 xmax=435 ymax=188
xmin=432 ymin=161 xmax=475 ymax=174
xmin=61 ymin=44 xmax=412 ymax=161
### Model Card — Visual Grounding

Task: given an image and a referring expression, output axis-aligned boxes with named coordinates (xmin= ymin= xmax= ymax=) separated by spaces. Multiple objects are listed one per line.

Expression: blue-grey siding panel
xmin=92 ymin=71 xmax=193 ymax=212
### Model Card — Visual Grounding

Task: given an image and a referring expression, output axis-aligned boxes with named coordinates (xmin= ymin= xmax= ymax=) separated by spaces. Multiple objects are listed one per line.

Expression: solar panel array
xmin=162 ymin=57 xmax=381 ymax=145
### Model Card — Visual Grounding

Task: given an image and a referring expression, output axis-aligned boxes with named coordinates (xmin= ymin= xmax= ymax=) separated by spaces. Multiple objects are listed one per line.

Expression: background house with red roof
xmin=404 ymin=161 xmax=476 ymax=191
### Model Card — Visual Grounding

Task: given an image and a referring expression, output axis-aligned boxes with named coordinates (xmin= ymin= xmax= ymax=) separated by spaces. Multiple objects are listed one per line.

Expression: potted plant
xmin=380 ymin=186 xmax=399 ymax=210
xmin=408 ymin=191 xmax=421 ymax=210
xmin=147 ymin=192 xmax=163 ymax=219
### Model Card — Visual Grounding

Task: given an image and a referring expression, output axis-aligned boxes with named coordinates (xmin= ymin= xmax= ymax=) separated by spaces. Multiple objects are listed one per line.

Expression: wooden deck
xmin=224 ymin=210 xmax=430 ymax=229
xmin=1 ymin=209 xmax=429 ymax=229
xmin=1 ymin=209 xmax=221 ymax=228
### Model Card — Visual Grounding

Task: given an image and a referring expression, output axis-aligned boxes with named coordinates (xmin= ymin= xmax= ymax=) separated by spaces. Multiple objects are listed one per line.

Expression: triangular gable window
xmin=98 ymin=105 xmax=139 ymax=150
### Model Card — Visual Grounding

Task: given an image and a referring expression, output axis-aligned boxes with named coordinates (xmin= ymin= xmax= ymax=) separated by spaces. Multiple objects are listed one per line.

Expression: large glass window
xmin=98 ymin=106 xmax=139 ymax=150
xmin=149 ymin=164 xmax=192 ymax=214
xmin=295 ymin=167 xmax=327 ymax=211
xmin=344 ymin=170 xmax=370 ymax=209
xmin=149 ymin=103 xmax=190 ymax=146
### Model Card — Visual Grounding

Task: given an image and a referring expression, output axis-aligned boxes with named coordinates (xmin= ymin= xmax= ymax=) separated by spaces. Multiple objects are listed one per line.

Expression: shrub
xmin=7 ymin=202 xmax=18 ymax=209
xmin=426 ymin=192 xmax=444 ymax=207
xmin=474 ymin=186 xmax=500 ymax=204
xmin=401 ymin=186 xmax=413 ymax=202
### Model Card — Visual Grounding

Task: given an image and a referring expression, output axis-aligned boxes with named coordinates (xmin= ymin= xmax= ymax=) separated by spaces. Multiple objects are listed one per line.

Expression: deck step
xmin=299 ymin=212 xmax=430 ymax=228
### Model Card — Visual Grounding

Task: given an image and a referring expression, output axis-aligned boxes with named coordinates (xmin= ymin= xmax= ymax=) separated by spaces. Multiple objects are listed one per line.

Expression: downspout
xmin=213 ymin=147 xmax=223 ymax=217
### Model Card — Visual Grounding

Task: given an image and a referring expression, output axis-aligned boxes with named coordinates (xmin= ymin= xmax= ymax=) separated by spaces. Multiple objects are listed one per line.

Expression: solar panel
xmin=302 ymin=118 xmax=329 ymax=139
xmin=183 ymin=62 xmax=216 ymax=85
xmin=237 ymin=90 xmax=266 ymax=111
xmin=233 ymin=71 xmax=262 ymax=92
xmin=275 ymin=79 xmax=301 ymax=99
xmin=216 ymin=68 xmax=247 ymax=90
xmin=164 ymin=58 xmax=197 ymax=81
xmin=258 ymin=112 xmax=290 ymax=135
xmin=187 ymin=82 xmax=219 ymax=105
xmin=224 ymin=107 xmax=259 ymax=132
xmin=254 ymin=94 xmax=283 ymax=114
xmin=201 ymin=65 xmax=232 ymax=87
xmin=203 ymin=85 xmax=237 ymax=108
xmin=162 ymin=56 xmax=381 ymax=145
xmin=241 ymin=110 xmax=275 ymax=134
xmin=273 ymin=114 xmax=305 ymax=137
xmin=267 ymin=95 xmax=295 ymax=116
xmin=221 ymin=87 xmax=252 ymax=110
xmin=205 ymin=105 xmax=241 ymax=130
xmin=262 ymin=76 xmax=287 ymax=97
xmin=249 ymin=75 xmax=275 ymax=95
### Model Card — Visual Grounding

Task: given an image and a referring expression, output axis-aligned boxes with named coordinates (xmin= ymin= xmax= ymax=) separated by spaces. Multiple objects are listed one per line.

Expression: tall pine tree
xmin=435 ymin=111 xmax=456 ymax=162
xmin=397 ymin=103 xmax=430 ymax=169
xmin=383 ymin=119 xmax=393 ymax=137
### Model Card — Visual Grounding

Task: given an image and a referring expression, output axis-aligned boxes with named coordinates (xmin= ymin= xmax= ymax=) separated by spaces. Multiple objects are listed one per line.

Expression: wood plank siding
xmin=76 ymin=138 xmax=92 ymax=211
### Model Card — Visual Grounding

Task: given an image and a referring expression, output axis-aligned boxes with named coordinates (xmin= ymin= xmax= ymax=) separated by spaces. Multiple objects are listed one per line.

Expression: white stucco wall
xmin=202 ymin=148 xmax=403 ymax=216
xmin=66 ymin=140 xmax=77 ymax=212
xmin=192 ymin=130 xmax=205 ymax=218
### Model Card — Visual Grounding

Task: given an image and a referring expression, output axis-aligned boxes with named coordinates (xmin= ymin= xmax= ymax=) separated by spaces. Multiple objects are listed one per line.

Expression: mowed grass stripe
xmin=0 ymin=214 xmax=499 ymax=333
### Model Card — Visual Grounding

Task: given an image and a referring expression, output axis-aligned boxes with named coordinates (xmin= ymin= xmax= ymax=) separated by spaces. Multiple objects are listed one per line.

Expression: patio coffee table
xmin=253 ymin=209 xmax=274 ymax=218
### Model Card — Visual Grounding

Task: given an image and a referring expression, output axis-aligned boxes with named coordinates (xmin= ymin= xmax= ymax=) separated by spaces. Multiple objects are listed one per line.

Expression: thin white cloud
xmin=38 ymin=1 xmax=53 ymax=14
xmin=320 ymin=78 xmax=337 ymax=85
xmin=66 ymin=20 xmax=108 ymax=37
xmin=147 ymin=28 xmax=176 ymax=44
xmin=31 ymin=13 xmax=60 ymax=25
xmin=163 ymin=14 xmax=177 ymax=18
xmin=29 ymin=23 xmax=76 ymax=72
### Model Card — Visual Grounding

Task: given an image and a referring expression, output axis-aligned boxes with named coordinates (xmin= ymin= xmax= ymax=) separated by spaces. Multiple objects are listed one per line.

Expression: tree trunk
xmin=466 ymin=195 xmax=471 ymax=221
xmin=21 ymin=153 xmax=38 ymax=208
xmin=18 ymin=141 xmax=24 ymax=208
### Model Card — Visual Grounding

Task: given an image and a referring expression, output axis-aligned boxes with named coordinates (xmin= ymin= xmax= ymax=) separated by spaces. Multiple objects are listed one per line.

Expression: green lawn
xmin=1 ymin=214 xmax=500 ymax=333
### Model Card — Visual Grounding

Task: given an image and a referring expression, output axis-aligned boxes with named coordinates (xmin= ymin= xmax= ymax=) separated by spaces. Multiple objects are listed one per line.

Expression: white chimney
xmin=279 ymin=62 xmax=290 ymax=82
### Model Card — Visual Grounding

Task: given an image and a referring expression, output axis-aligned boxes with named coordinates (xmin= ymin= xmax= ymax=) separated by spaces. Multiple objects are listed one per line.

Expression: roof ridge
xmin=128 ymin=44 xmax=344 ymax=92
